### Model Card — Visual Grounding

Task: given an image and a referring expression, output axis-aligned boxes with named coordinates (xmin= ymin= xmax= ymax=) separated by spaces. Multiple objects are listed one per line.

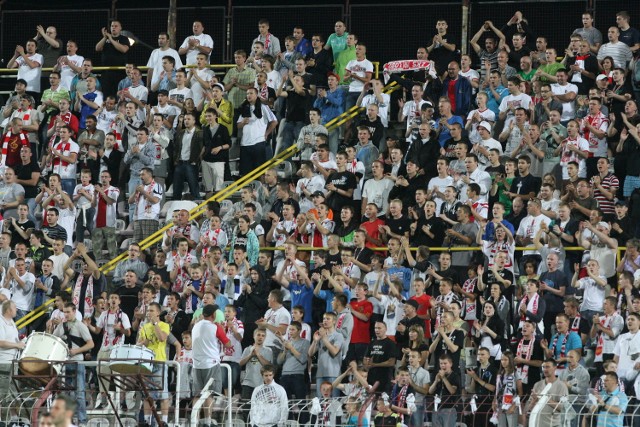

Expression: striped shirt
xmin=592 ymin=173 xmax=619 ymax=215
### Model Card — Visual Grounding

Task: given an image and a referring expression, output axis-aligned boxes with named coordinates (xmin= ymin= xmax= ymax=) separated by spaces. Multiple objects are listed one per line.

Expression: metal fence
xmin=2 ymin=1 xmax=640 ymax=71
xmin=230 ymin=4 xmax=344 ymax=58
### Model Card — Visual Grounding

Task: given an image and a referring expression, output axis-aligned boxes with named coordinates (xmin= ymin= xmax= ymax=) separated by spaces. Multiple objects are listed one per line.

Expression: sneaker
xmin=94 ymin=394 xmax=106 ymax=410
xmin=119 ymin=401 xmax=128 ymax=412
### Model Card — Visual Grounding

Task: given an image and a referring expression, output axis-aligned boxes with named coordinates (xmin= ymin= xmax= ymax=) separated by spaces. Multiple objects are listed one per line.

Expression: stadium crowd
xmin=0 ymin=7 xmax=640 ymax=427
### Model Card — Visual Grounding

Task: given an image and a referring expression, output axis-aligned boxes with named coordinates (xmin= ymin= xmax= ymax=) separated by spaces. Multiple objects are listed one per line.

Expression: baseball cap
xmin=478 ymin=121 xmax=492 ymax=132
xmin=596 ymin=74 xmax=608 ymax=81
xmin=312 ymin=191 xmax=325 ymax=198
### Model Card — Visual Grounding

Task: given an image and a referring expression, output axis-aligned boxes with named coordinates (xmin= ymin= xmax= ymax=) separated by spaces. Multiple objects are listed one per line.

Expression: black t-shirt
xmin=511 ymin=174 xmax=541 ymax=198
xmin=482 ymin=269 xmax=515 ymax=305
xmin=353 ymin=246 xmax=373 ymax=267
xmin=366 ymin=338 xmax=397 ymax=391
xmin=508 ymin=47 xmax=531 ymax=70
xmin=325 ymin=170 xmax=357 ymax=214
xmin=385 ymin=215 xmax=412 ymax=238
xmin=442 ymin=137 xmax=471 ymax=158
xmin=413 ymin=216 xmax=446 ymax=247
xmin=101 ymin=35 xmax=131 ymax=65
xmin=475 ymin=363 xmax=498 ymax=396
xmin=9 ymin=219 xmax=34 ymax=247
xmin=115 ymin=284 xmax=141 ymax=321
xmin=395 ymin=315 xmax=424 ymax=348
xmin=325 ymin=251 xmax=342 ymax=270
xmin=14 ymin=161 xmax=40 ymax=198
xmin=285 ymin=88 xmax=309 ymax=122
xmin=433 ymin=370 xmax=461 ymax=407
xmin=539 ymin=269 xmax=568 ymax=313
xmin=517 ymin=338 xmax=545 ymax=394
xmin=42 ymin=224 xmax=67 ymax=245
xmin=433 ymin=329 xmax=465 ymax=371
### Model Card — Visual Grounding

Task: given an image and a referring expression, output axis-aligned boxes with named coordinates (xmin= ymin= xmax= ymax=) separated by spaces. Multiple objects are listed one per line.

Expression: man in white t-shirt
xmin=358 ymin=79 xmax=391 ymax=127
xmin=146 ymin=32 xmax=183 ymax=92
xmin=128 ymin=167 xmax=163 ymax=243
xmin=551 ymin=69 xmax=578 ymax=125
xmin=7 ymin=40 xmax=43 ymax=93
xmin=498 ymin=76 xmax=532 ymax=126
xmin=3 ymin=258 xmax=35 ymax=332
xmin=178 ymin=20 xmax=214 ymax=65
xmin=192 ymin=304 xmax=232 ymax=423
xmin=55 ymin=40 xmax=84 ymax=91
xmin=168 ymin=69 xmax=193 ymax=111
xmin=188 ymin=53 xmax=215 ymax=109
xmin=344 ymin=44 xmax=373 ymax=110
xmin=256 ymin=289 xmax=291 ymax=364
xmin=51 ymin=125 xmax=80 ymax=195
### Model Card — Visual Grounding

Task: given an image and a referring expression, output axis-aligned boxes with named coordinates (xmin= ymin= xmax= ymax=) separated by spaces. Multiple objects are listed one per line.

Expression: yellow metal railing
xmin=16 ymin=144 xmax=299 ymax=329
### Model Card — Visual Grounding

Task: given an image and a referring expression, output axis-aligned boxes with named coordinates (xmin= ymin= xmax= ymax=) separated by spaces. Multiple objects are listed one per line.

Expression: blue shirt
xmin=549 ymin=331 xmax=582 ymax=365
xmin=437 ymin=115 xmax=464 ymax=146
xmin=317 ymin=288 xmax=352 ymax=313
xmin=485 ymin=85 xmax=509 ymax=116
xmin=597 ymin=388 xmax=628 ymax=427
xmin=385 ymin=266 xmax=412 ymax=298
xmin=482 ymin=219 xmax=515 ymax=240
xmin=313 ymin=88 xmax=345 ymax=124
xmin=288 ymin=281 xmax=314 ymax=323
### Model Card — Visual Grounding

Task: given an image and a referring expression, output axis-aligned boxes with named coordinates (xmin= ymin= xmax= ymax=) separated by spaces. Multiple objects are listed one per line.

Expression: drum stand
xmin=98 ymin=358 xmax=165 ymax=427
xmin=11 ymin=359 xmax=76 ymax=426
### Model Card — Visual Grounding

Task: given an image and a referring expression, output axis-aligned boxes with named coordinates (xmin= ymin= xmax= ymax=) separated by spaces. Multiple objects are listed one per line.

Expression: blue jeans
xmin=67 ymin=363 xmax=87 ymax=423
xmin=15 ymin=308 xmax=28 ymax=335
xmin=221 ymin=361 xmax=240 ymax=393
xmin=277 ymin=120 xmax=304 ymax=155
xmin=173 ymin=162 xmax=200 ymax=200
xmin=61 ymin=178 xmax=76 ymax=197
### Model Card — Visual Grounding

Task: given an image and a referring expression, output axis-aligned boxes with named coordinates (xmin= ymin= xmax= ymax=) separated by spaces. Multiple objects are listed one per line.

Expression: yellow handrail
xmin=324 ymin=81 xmax=399 ymax=132
xmin=16 ymin=144 xmax=299 ymax=329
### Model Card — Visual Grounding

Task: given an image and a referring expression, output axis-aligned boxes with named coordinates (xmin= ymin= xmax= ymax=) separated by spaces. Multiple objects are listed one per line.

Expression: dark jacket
xmin=173 ymin=128 xmax=204 ymax=165
xmin=203 ymin=124 xmax=231 ymax=163
xmin=441 ymin=76 xmax=472 ymax=116
xmin=405 ymin=136 xmax=441 ymax=181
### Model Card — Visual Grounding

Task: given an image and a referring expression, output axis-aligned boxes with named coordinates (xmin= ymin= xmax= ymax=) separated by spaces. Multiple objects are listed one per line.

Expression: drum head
xmin=109 ymin=363 xmax=152 ymax=375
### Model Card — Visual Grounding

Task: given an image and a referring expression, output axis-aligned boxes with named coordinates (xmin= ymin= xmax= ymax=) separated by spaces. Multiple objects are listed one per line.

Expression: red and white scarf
xmin=583 ymin=112 xmax=608 ymax=148
xmin=595 ymin=312 xmax=617 ymax=361
xmin=0 ymin=130 xmax=27 ymax=167
xmin=518 ymin=293 xmax=539 ymax=330
xmin=52 ymin=140 xmax=72 ymax=173
xmin=72 ymin=273 xmax=94 ymax=319
xmin=383 ymin=59 xmax=436 ymax=83
xmin=516 ymin=337 xmax=535 ymax=383
xmin=462 ymin=277 xmax=478 ymax=320
xmin=551 ymin=332 xmax=570 ymax=369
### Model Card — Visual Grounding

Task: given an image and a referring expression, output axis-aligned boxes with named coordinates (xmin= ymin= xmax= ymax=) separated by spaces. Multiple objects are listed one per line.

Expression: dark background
xmin=0 ymin=0 xmax=638 ymax=81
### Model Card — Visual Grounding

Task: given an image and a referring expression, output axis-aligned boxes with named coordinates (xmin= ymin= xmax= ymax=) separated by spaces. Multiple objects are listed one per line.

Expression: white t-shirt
xmin=428 ymin=176 xmax=454 ymax=213
xmin=189 ymin=68 xmax=215 ymax=108
xmin=362 ymin=177 xmax=394 ymax=216
xmin=402 ymin=99 xmax=428 ymax=132
xmin=10 ymin=271 xmax=35 ymax=311
xmin=360 ymin=92 xmax=391 ymax=127
xmin=559 ymin=137 xmax=589 ymax=179
xmin=97 ymin=309 xmax=132 ymax=350
xmin=16 ymin=53 xmax=43 ymax=92
xmin=575 ymin=276 xmax=606 ymax=312
xmin=192 ymin=319 xmax=227 ymax=368
xmin=475 ymin=137 xmax=502 ymax=166
xmin=466 ymin=108 xmax=496 ymax=144
xmin=345 ymin=58 xmax=374 ymax=93
xmin=134 ymin=182 xmax=164 ymax=221
xmin=0 ymin=315 xmax=20 ymax=360
xmin=179 ymin=34 xmax=214 ymax=65
xmin=498 ymin=93 xmax=532 ymax=126
xmin=263 ymin=306 xmax=291 ymax=348
xmin=59 ymin=54 xmax=84 ymax=90
xmin=551 ymin=83 xmax=579 ymax=122
xmin=516 ymin=214 xmax=552 ymax=255
xmin=237 ymin=104 xmax=277 ymax=146
xmin=146 ymin=48 xmax=183 ymax=87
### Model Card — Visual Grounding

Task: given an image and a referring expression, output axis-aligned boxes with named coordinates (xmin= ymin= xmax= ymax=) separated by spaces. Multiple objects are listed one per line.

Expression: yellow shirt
xmin=140 ymin=321 xmax=170 ymax=361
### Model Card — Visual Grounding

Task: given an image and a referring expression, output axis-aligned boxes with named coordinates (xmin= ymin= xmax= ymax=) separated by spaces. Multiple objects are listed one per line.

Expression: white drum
xmin=109 ymin=345 xmax=155 ymax=374
xmin=20 ymin=332 xmax=69 ymax=375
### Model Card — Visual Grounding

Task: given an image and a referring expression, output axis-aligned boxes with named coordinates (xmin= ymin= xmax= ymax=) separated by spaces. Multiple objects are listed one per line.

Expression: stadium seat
xmin=276 ymin=160 xmax=296 ymax=179
xmin=87 ymin=418 xmax=110 ymax=427
xmin=219 ymin=199 xmax=233 ymax=218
